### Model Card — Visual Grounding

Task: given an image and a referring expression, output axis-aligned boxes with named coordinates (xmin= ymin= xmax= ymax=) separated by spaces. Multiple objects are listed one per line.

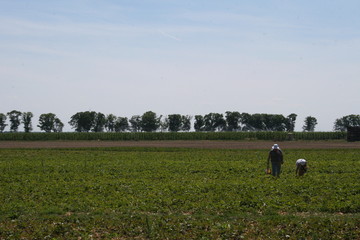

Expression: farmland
xmin=0 ymin=143 xmax=359 ymax=239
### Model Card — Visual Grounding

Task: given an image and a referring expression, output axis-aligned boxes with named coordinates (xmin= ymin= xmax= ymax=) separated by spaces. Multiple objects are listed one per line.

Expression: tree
xmin=114 ymin=117 xmax=129 ymax=132
xmin=164 ymin=114 xmax=192 ymax=132
xmin=204 ymin=113 xmax=226 ymax=132
xmin=54 ymin=118 xmax=64 ymax=132
xmin=285 ymin=113 xmax=297 ymax=132
xmin=213 ymin=113 xmax=226 ymax=131
xmin=69 ymin=111 xmax=97 ymax=132
xmin=264 ymin=114 xmax=286 ymax=131
xmin=39 ymin=113 xmax=56 ymax=132
xmin=303 ymin=116 xmax=317 ymax=132
xmin=22 ymin=112 xmax=33 ymax=133
xmin=247 ymin=113 xmax=265 ymax=131
xmin=167 ymin=114 xmax=182 ymax=132
xmin=159 ymin=117 xmax=169 ymax=132
xmin=93 ymin=112 xmax=106 ymax=132
xmin=240 ymin=113 xmax=252 ymax=131
xmin=181 ymin=115 xmax=192 ymax=132
xmin=194 ymin=115 xmax=205 ymax=132
xmin=203 ymin=113 xmax=215 ymax=131
xmin=141 ymin=111 xmax=161 ymax=132
xmin=105 ymin=114 xmax=117 ymax=132
xmin=7 ymin=110 xmax=22 ymax=132
xmin=129 ymin=115 xmax=142 ymax=132
xmin=225 ymin=111 xmax=241 ymax=131
xmin=0 ymin=113 xmax=7 ymax=132
xmin=334 ymin=114 xmax=360 ymax=132
xmin=38 ymin=113 xmax=63 ymax=132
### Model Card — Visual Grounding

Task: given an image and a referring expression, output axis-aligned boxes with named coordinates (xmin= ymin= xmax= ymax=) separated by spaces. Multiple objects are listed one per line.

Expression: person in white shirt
xmin=296 ymin=159 xmax=308 ymax=176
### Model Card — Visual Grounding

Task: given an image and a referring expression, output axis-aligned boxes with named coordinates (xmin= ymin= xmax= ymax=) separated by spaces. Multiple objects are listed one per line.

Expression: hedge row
xmin=0 ymin=131 xmax=347 ymax=141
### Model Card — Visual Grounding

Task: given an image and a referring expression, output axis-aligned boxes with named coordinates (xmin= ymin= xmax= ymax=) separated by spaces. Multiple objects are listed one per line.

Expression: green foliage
xmin=38 ymin=113 xmax=63 ymax=133
xmin=167 ymin=114 xmax=182 ymax=132
xmin=69 ymin=111 xmax=105 ymax=132
xmin=204 ymin=113 xmax=226 ymax=131
xmin=334 ymin=114 xmax=360 ymax=132
xmin=21 ymin=112 xmax=33 ymax=133
xmin=180 ymin=115 xmax=191 ymax=132
xmin=129 ymin=115 xmax=142 ymax=132
xmin=7 ymin=110 xmax=22 ymax=132
xmin=105 ymin=114 xmax=117 ymax=132
xmin=225 ymin=111 xmax=241 ymax=131
xmin=194 ymin=115 xmax=205 ymax=132
xmin=114 ymin=117 xmax=129 ymax=132
xmin=0 ymin=113 xmax=7 ymax=132
xmin=285 ymin=113 xmax=297 ymax=132
xmin=0 ymin=148 xmax=359 ymax=239
xmin=165 ymin=114 xmax=192 ymax=132
xmin=141 ymin=111 xmax=161 ymax=132
xmin=0 ymin=131 xmax=347 ymax=141
xmin=93 ymin=112 xmax=106 ymax=132
xmin=68 ymin=111 xmax=96 ymax=132
xmin=54 ymin=117 xmax=64 ymax=132
xmin=303 ymin=116 xmax=318 ymax=132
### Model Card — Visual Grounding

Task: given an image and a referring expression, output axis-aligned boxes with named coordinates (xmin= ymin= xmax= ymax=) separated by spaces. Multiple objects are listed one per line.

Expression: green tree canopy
xmin=194 ymin=115 xmax=205 ymax=132
xmin=69 ymin=111 xmax=97 ymax=132
xmin=180 ymin=115 xmax=192 ymax=132
xmin=0 ymin=113 xmax=7 ymax=132
xmin=141 ymin=111 xmax=160 ymax=132
xmin=7 ymin=110 xmax=22 ymax=132
xmin=38 ymin=113 xmax=63 ymax=132
xmin=54 ymin=118 xmax=64 ymax=132
xmin=167 ymin=114 xmax=182 ymax=132
xmin=225 ymin=111 xmax=241 ymax=131
xmin=303 ymin=116 xmax=317 ymax=132
xmin=114 ymin=117 xmax=129 ymax=132
xmin=203 ymin=113 xmax=226 ymax=132
xmin=240 ymin=112 xmax=252 ymax=131
xmin=22 ymin=112 xmax=33 ymax=133
xmin=334 ymin=114 xmax=360 ymax=132
xmin=93 ymin=112 xmax=106 ymax=132
xmin=285 ymin=113 xmax=297 ymax=132
xmin=105 ymin=114 xmax=117 ymax=132
xmin=129 ymin=115 xmax=142 ymax=132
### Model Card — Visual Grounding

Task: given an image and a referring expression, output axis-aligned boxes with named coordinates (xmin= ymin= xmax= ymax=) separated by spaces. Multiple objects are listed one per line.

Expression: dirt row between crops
xmin=1 ymin=140 xmax=360 ymax=149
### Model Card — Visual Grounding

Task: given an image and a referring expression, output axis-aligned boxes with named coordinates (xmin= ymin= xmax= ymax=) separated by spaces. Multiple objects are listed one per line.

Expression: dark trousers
xmin=271 ymin=161 xmax=282 ymax=177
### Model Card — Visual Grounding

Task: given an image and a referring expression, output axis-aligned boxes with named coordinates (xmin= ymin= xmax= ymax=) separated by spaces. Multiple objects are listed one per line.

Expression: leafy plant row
xmin=0 ymin=148 xmax=359 ymax=239
xmin=0 ymin=131 xmax=347 ymax=141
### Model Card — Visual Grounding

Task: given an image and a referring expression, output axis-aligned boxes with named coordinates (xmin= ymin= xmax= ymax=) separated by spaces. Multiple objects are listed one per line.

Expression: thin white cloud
xmin=158 ymin=30 xmax=181 ymax=41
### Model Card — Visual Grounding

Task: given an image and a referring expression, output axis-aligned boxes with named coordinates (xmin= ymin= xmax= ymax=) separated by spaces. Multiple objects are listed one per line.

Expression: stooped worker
xmin=296 ymin=159 xmax=308 ymax=176
xmin=267 ymin=144 xmax=284 ymax=177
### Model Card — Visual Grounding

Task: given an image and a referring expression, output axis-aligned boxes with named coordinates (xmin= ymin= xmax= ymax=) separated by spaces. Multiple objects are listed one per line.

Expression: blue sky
xmin=1 ymin=0 xmax=360 ymax=131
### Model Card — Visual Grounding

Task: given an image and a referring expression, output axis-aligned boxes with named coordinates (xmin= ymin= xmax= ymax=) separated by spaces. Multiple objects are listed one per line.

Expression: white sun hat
xmin=296 ymin=159 xmax=307 ymax=166
xmin=272 ymin=144 xmax=280 ymax=150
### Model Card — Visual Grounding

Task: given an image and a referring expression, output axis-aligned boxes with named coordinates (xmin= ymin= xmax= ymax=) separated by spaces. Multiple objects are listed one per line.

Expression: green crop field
xmin=0 ymin=147 xmax=359 ymax=239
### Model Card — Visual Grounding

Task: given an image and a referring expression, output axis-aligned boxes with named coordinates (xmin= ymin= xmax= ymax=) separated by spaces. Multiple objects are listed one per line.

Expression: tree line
xmin=0 ymin=110 xmax=359 ymax=133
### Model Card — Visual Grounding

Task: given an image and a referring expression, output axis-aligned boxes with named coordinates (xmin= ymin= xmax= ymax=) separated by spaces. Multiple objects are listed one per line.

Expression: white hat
xmin=296 ymin=159 xmax=307 ymax=166
xmin=272 ymin=144 xmax=279 ymax=149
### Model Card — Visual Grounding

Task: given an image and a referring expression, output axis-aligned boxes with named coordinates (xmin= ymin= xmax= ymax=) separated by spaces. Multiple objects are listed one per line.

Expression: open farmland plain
xmin=0 ymin=141 xmax=359 ymax=239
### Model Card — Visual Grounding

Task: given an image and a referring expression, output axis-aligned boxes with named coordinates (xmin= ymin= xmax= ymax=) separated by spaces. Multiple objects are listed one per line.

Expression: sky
xmin=1 ymin=0 xmax=360 ymax=132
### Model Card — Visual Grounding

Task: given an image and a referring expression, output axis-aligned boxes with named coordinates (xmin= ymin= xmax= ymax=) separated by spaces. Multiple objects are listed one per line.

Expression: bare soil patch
xmin=1 ymin=140 xmax=360 ymax=149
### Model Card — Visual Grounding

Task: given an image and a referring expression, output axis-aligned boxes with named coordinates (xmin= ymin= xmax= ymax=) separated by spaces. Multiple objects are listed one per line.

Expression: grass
xmin=0 ymin=147 xmax=359 ymax=239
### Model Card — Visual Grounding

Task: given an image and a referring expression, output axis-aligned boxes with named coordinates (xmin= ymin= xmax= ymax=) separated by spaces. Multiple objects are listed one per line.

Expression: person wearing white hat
xmin=267 ymin=144 xmax=284 ymax=177
xmin=296 ymin=159 xmax=308 ymax=176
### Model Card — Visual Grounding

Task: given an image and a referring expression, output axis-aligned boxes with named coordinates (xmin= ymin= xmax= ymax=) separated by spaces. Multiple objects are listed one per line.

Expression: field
xmin=0 ymin=141 xmax=359 ymax=239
